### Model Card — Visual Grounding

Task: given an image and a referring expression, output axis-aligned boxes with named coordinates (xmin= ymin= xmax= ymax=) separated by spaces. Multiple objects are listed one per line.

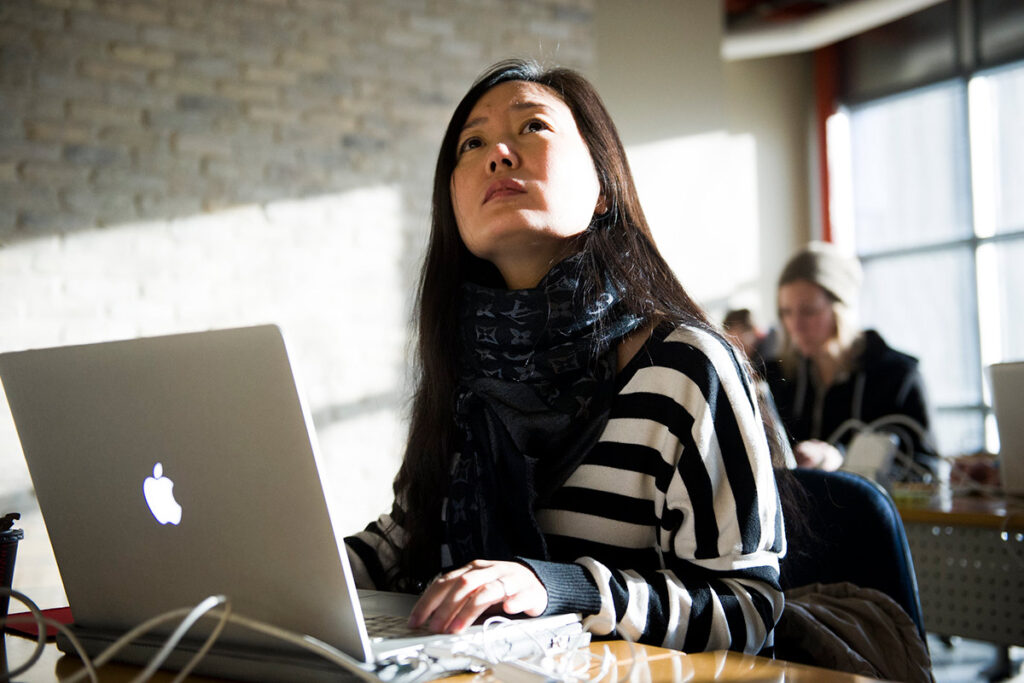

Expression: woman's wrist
xmin=516 ymin=557 xmax=603 ymax=616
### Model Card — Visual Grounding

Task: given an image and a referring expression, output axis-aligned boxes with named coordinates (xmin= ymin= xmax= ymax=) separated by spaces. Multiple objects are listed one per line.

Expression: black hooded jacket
xmin=764 ymin=330 xmax=938 ymax=479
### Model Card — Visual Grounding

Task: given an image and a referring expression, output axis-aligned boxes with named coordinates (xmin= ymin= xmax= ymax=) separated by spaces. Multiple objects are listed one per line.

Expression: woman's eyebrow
xmin=510 ymin=100 xmax=550 ymax=113
xmin=460 ymin=101 xmax=553 ymax=133
xmin=460 ymin=116 xmax=488 ymax=132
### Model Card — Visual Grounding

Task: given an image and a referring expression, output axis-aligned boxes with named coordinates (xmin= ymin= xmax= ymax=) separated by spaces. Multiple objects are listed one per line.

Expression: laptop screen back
xmin=990 ymin=361 xmax=1024 ymax=496
xmin=0 ymin=325 xmax=375 ymax=662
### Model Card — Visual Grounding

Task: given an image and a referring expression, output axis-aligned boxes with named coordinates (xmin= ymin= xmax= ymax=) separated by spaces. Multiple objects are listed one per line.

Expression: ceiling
xmin=720 ymin=0 xmax=946 ymax=60
xmin=724 ymin=0 xmax=846 ymax=31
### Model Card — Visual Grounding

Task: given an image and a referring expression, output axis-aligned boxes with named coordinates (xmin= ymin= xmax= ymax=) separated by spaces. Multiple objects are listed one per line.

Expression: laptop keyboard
xmin=364 ymin=614 xmax=434 ymax=640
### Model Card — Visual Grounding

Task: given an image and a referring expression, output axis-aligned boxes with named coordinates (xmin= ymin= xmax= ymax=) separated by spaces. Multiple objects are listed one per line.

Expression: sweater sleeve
xmin=343 ymin=501 xmax=410 ymax=591
xmin=531 ymin=327 xmax=786 ymax=654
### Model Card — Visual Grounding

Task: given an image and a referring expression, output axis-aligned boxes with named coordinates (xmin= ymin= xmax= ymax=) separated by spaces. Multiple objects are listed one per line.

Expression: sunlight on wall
xmin=626 ymin=131 xmax=761 ymax=319
xmin=826 ymin=110 xmax=857 ymax=256
xmin=0 ymin=186 xmax=410 ymax=534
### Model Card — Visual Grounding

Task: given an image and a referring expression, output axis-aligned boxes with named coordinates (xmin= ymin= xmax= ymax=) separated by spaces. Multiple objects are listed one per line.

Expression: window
xmin=829 ymin=60 xmax=1024 ymax=455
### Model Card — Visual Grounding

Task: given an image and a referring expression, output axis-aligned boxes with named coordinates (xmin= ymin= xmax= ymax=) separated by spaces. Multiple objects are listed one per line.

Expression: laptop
xmin=990 ymin=361 xmax=1024 ymax=497
xmin=0 ymin=325 xmax=584 ymax=681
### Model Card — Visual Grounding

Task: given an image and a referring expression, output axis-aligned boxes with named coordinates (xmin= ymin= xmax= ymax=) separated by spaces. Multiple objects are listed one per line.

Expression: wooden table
xmin=2 ymin=634 xmax=881 ymax=682
xmin=445 ymin=640 xmax=883 ymax=682
xmin=895 ymin=488 xmax=1024 ymax=646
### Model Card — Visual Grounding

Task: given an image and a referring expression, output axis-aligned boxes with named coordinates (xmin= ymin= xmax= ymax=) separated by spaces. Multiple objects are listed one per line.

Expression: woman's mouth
xmin=484 ymin=180 xmax=526 ymax=204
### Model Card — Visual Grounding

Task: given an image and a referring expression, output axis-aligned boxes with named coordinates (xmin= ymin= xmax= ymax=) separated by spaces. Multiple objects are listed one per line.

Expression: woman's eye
xmin=457 ymin=137 xmax=482 ymax=155
xmin=522 ymin=119 xmax=548 ymax=134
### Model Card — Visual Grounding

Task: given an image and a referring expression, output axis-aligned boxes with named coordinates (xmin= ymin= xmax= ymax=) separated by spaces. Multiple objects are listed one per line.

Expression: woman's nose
xmin=487 ymin=142 xmax=517 ymax=172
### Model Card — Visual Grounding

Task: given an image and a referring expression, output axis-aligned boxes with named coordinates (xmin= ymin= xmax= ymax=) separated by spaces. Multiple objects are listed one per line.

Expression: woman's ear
xmin=595 ymin=194 xmax=609 ymax=216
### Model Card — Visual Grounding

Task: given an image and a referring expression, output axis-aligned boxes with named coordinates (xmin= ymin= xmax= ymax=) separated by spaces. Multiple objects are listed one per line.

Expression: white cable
xmin=557 ymin=631 xmax=598 ymax=680
xmin=866 ymin=414 xmax=931 ymax=449
xmin=211 ymin=611 xmax=380 ymax=681
xmin=1 ymin=590 xmax=377 ymax=683
xmin=0 ymin=588 xmax=53 ymax=682
xmin=61 ymin=605 xmax=207 ymax=683
xmin=130 ymin=595 xmax=228 ymax=682
xmin=824 ymin=413 xmax=1024 ymax=503
xmin=48 ymin=620 xmax=101 ymax=682
xmin=588 ymin=643 xmax=615 ymax=682
xmin=4 ymin=587 xmax=618 ymax=683
xmin=826 ymin=414 xmax=940 ymax=481
xmin=827 ymin=414 xmax=930 ymax=449
xmin=825 ymin=417 xmax=870 ymax=445
xmin=629 ymin=642 xmax=650 ymax=683
xmin=169 ymin=600 xmax=232 ymax=683
xmin=423 ymin=614 xmax=638 ymax=683
xmin=622 ymin=636 xmax=641 ymax=683
xmin=576 ymin=614 xmax=644 ymax=683
xmin=481 ymin=614 xmax=549 ymax=662
xmin=559 ymin=630 xmax=602 ymax=681
xmin=0 ymin=591 xmax=103 ymax=682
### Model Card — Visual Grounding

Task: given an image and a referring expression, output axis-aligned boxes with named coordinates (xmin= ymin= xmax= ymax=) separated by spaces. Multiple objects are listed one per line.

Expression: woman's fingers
xmin=442 ymin=580 xmax=507 ymax=633
xmin=408 ymin=560 xmax=499 ymax=629
xmin=500 ymin=573 xmax=547 ymax=616
xmin=407 ymin=560 xmax=548 ymax=633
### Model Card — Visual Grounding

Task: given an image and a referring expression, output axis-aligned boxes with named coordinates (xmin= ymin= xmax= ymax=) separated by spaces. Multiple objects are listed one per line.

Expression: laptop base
xmin=58 ymin=617 xmax=591 ymax=683
xmin=57 ymin=629 xmax=374 ymax=682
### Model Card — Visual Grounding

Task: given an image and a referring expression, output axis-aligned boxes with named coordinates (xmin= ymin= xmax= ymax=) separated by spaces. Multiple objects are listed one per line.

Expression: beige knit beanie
xmin=778 ymin=241 xmax=863 ymax=307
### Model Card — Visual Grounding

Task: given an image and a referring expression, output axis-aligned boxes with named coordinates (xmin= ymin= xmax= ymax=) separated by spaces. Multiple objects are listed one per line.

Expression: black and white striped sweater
xmin=346 ymin=323 xmax=786 ymax=654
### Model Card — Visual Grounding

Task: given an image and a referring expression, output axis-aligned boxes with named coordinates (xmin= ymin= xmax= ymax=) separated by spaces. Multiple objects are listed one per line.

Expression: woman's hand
xmin=408 ymin=559 xmax=548 ymax=634
xmin=794 ymin=439 xmax=843 ymax=471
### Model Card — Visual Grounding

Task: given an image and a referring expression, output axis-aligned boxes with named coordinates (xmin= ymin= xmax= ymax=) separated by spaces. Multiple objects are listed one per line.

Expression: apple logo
xmin=143 ymin=462 xmax=182 ymax=525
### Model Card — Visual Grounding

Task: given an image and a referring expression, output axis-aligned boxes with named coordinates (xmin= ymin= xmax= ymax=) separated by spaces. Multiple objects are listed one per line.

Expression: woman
xmin=764 ymin=242 xmax=937 ymax=478
xmin=345 ymin=59 xmax=786 ymax=655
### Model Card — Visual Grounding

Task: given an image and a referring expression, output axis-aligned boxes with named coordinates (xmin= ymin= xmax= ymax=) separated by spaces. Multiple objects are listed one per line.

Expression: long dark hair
xmin=391 ymin=59 xmax=790 ymax=588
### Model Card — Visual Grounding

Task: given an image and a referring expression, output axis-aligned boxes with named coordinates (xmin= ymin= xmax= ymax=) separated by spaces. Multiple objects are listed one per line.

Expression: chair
xmin=778 ymin=468 xmax=927 ymax=641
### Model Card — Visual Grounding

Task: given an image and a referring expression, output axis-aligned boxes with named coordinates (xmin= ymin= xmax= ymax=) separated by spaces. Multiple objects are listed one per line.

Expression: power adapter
xmin=843 ymin=430 xmax=898 ymax=482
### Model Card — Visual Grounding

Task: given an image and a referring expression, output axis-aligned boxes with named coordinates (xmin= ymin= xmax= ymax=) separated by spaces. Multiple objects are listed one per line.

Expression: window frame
xmin=829 ymin=1 xmax=1024 ymax=453
xmin=831 ymin=57 xmax=1024 ymax=454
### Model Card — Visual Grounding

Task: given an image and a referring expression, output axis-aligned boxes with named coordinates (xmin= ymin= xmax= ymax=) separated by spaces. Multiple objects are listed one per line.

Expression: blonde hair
xmin=777 ymin=284 xmax=862 ymax=380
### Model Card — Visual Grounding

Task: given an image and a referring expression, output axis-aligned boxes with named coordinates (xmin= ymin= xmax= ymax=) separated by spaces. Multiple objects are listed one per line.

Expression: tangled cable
xmin=0 ymin=588 xmax=375 ymax=683
xmin=1 ymin=587 xmax=662 ymax=682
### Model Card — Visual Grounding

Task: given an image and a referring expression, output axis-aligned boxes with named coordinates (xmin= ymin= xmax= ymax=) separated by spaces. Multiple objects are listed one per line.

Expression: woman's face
xmin=450 ymin=80 xmax=602 ymax=288
xmin=778 ymin=280 xmax=837 ymax=357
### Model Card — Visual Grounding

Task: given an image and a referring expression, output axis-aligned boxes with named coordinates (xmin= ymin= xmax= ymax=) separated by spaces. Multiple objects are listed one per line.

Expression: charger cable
xmin=829 ymin=414 xmax=1009 ymax=496
xmin=1 ymin=587 xmax=658 ymax=682
xmin=0 ymin=588 xmax=379 ymax=683
xmin=828 ymin=415 xmax=939 ymax=483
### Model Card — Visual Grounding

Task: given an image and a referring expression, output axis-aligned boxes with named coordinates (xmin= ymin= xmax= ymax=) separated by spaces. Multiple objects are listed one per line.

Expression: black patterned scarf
xmin=441 ymin=254 xmax=644 ymax=570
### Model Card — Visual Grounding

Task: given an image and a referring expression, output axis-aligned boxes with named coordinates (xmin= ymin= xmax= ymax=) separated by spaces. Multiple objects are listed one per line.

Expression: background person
xmin=764 ymin=241 xmax=938 ymax=479
xmin=722 ymin=307 xmax=768 ymax=374
xmin=344 ymin=59 xmax=788 ymax=655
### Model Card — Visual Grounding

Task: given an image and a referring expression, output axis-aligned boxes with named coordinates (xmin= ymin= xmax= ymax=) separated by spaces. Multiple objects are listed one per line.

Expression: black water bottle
xmin=0 ymin=512 xmax=23 ymax=621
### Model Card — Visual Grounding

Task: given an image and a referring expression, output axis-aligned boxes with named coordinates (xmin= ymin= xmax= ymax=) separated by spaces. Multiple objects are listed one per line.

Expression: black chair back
xmin=779 ymin=468 xmax=926 ymax=641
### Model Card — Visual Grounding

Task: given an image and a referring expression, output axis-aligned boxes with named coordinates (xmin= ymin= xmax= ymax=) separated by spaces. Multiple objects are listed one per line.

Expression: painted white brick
xmin=98 ymin=2 xmax=169 ymax=25
xmin=67 ymin=9 xmax=139 ymax=42
xmin=19 ymin=161 xmax=89 ymax=184
xmin=0 ymin=0 xmax=599 ymax=523
xmin=111 ymin=42 xmax=177 ymax=69
xmin=68 ymin=100 xmax=143 ymax=127
xmin=24 ymin=119 xmax=93 ymax=145
xmin=139 ymin=24 xmax=206 ymax=52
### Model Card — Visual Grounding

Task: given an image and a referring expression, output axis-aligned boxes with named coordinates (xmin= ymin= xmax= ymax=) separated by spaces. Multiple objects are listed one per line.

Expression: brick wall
xmin=0 ymin=0 xmax=595 ymax=535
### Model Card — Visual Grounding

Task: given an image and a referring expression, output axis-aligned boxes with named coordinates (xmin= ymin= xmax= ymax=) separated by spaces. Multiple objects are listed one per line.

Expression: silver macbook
xmin=0 ymin=325 xmax=583 ymax=681
xmin=990 ymin=361 xmax=1024 ymax=497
